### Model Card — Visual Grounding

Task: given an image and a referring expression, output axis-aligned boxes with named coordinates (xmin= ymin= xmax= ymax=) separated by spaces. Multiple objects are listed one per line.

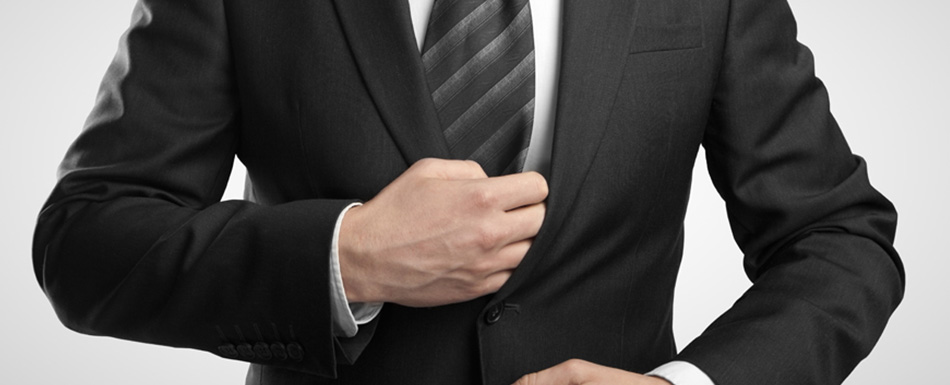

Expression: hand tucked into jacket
xmin=513 ymin=359 xmax=673 ymax=385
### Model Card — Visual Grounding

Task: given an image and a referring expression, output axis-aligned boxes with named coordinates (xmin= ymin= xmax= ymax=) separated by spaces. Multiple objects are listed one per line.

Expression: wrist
xmin=337 ymin=204 xmax=375 ymax=303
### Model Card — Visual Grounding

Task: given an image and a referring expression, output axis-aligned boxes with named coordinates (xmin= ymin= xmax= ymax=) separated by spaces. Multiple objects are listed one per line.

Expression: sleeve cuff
xmin=329 ymin=202 xmax=383 ymax=338
xmin=647 ymin=361 xmax=715 ymax=385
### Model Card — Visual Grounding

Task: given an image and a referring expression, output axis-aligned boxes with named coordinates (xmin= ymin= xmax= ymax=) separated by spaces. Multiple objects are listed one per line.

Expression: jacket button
xmin=485 ymin=304 xmax=503 ymax=324
xmin=287 ymin=342 xmax=304 ymax=362
xmin=237 ymin=343 xmax=255 ymax=360
xmin=271 ymin=343 xmax=288 ymax=360
xmin=254 ymin=342 xmax=272 ymax=360
xmin=218 ymin=344 xmax=239 ymax=358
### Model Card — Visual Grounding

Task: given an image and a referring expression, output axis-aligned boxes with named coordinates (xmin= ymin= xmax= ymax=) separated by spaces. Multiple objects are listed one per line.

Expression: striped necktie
xmin=422 ymin=0 xmax=535 ymax=176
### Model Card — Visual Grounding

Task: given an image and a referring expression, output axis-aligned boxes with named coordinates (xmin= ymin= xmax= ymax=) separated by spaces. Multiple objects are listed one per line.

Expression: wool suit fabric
xmin=34 ymin=0 xmax=904 ymax=384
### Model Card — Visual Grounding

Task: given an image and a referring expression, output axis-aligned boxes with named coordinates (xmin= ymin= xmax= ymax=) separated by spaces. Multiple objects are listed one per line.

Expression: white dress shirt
xmin=327 ymin=2 xmax=713 ymax=384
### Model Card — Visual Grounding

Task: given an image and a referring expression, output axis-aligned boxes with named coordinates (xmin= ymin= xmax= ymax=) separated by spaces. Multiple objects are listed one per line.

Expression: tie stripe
xmin=443 ymin=50 xmax=534 ymax=145
xmin=430 ymin=4 xmax=533 ymax=110
xmin=422 ymin=0 xmax=505 ymax=71
xmin=422 ymin=0 xmax=535 ymax=176
xmin=469 ymin=98 xmax=535 ymax=174
xmin=425 ymin=0 xmax=466 ymax=30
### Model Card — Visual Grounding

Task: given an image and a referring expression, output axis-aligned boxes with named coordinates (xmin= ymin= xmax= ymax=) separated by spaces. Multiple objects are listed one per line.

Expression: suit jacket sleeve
xmin=676 ymin=0 xmax=904 ymax=383
xmin=32 ymin=0 xmax=352 ymax=377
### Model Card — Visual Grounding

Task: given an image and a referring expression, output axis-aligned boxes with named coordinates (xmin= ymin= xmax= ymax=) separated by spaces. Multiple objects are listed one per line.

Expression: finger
xmin=414 ymin=158 xmax=488 ymax=180
xmin=480 ymin=269 xmax=514 ymax=295
xmin=494 ymin=202 xmax=545 ymax=245
xmin=530 ymin=360 xmax=656 ymax=385
xmin=513 ymin=360 xmax=583 ymax=385
xmin=491 ymin=239 xmax=532 ymax=271
xmin=471 ymin=171 xmax=549 ymax=211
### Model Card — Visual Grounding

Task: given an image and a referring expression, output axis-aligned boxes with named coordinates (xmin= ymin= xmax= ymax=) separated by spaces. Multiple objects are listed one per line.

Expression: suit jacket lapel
xmin=491 ymin=0 xmax=642 ymax=303
xmin=334 ymin=0 xmax=643 ymax=305
xmin=331 ymin=0 xmax=450 ymax=164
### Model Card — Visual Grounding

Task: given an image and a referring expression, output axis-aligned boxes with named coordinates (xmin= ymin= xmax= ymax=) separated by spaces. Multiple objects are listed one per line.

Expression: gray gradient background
xmin=2 ymin=0 xmax=946 ymax=383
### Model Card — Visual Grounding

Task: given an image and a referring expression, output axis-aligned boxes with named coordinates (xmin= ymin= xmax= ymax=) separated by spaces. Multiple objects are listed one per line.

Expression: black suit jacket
xmin=34 ymin=0 xmax=904 ymax=384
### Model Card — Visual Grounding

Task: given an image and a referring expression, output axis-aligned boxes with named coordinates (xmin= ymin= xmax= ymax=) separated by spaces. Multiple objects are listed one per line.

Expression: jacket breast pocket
xmin=629 ymin=0 xmax=704 ymax=54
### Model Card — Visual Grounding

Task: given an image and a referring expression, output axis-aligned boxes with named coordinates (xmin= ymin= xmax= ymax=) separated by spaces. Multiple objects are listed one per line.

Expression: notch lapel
xmin=331 ymin=0 xmax=450 ymax=164
xmin=489 ymin=0 xmax=642 ymax=303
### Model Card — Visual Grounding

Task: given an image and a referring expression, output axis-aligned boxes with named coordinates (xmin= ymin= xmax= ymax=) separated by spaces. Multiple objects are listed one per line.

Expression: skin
xmin=338 ymin=159 xmax=672 ymax=382
xmin=512 ymin=359 xmax=673 ymax=385
xmin=339 ymin=158 xmax=548 ymax=307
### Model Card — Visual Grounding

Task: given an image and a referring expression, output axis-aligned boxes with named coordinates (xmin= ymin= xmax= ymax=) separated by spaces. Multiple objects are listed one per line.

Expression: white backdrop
xmin=2 ymin=0 xmax=946 ymax=383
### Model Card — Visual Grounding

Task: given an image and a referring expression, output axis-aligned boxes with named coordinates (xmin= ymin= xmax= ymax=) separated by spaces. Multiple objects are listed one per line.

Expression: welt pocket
xmin=629 ymin=24 xmax=703 ymax=54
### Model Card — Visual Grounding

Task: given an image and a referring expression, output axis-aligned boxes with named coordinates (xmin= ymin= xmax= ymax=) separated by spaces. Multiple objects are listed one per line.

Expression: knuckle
xmin=464 ymin=160 xmax=484 ymax=174
xmin=477 ymin=274 xmax=500 ymax=293
xmin=470 ymin=186 xmax=498 ymax=209
xmin=414 ymin=157 xmax=436 ymax=169
xmin=408 ymin=158 xmax=437 ymax=177
xmin=474 ymin=224 xmax=502 ymax=250
xmin=467 ymin=257 xmax=493 ymax=275
xmin=563 ymin=359 xmax=586 ymax=373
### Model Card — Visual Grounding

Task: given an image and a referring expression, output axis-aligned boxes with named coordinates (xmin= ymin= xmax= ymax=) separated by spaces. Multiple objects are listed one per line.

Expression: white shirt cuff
xmin=329 ymin=202 xmax=383 ymax=338
xmin=647 ymin=361 xmax=715 ymax=385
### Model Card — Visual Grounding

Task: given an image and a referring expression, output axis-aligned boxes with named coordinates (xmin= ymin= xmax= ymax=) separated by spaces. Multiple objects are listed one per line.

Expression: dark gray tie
xmin=422 ymin=0 xmax=535 ymax=176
